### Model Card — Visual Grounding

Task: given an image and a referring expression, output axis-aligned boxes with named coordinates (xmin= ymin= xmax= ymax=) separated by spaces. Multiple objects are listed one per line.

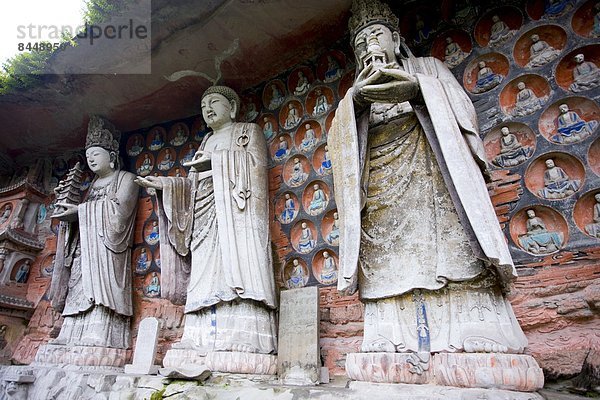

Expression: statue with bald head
xmin=136 ymin=86 xmax=277 ymax=373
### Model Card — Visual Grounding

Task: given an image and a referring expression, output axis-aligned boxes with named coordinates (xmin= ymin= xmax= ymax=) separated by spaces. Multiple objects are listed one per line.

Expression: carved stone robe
xmin=157 ymin=122 xmax=277 ymax=354
xmin=329 ymin=56 xmax=526 ymax=354
xmin=52 ymin=171 xmax=137 ymax=349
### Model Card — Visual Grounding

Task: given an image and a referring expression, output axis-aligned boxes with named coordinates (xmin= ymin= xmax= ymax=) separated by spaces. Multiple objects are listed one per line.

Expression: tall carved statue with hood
xmin=329 ymin=0 xmax=543 ymax=392
xmin=136 ymin=86 xmax=277 ymax=374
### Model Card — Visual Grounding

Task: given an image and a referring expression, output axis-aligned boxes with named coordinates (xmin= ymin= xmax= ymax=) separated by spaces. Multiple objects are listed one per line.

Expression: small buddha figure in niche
xmin=318 ymin=145 xmax=333 ymax=175
xmin=262 ymin=117 xmax=275 ymax=140
xmin=137 ymin=153 xmax=153 ymax=176
xmin=591 ymin=3 xmax=600 ymax=38
xmin=313 ymin=89 xmax=331 ymax=116
xmin=300 ymin=123 xmax=318 ymax=152
xmin=444 ymin=37 xmax=467 ymax=68
xmin=298 ymin=222 xmax=316 ymax=253
xmin=308 ymin=183 xmax=328 ymax=215
xmin=294 ymin=71 xmax=310 ymax=96
xmin=414 ymin=14 xmax=432 ymax=45
xmin=488 ymin=15 xmax=516 ymax=47
xmin=326 ymin=211 xmax=340 ymax=245
xmin=14 ymin=259 xmax=31 ymax=283
xmin=585 ymin=194 xmax=600 ymax=238
xmin=171 ymin=125 xmax=188 ymax=146
xmin=274 ymin=136 xmax=290 ymax=161
xmin=136 ymin=248 xmax=150 ymax=273
xmin=287 ymin=259 xmax=305 ymax=289
xmin=288 ymin=157 xmax=308 ymax=187
xmin=324 ymin=55 xmax=342 ymax=82
xmin=538 ymin=158 xmax=580 ymax=199
xmin=182 ymin=144 xmax=196 ymax=164
xmin=145 ymin=272 xmax=161 ymax=297
xmin=268 ymin=84 xmax=284 ymax=110
xmin=0 ymin=204 xmax=12 ymax=225
xmin=281 ymin=193 xmax=297 ymax=224
xmin=320 ymin=251 xmax=338 ymax=284
xmin=512 ymin=81 xmax=546 ymax=117
xmin=569 ymin=53 xmax=600 ymax=92
xmin=525 ymin=34 xmax=561 ymax=68
xmin=493 ymin=127 xmax=533 ymax=168
xmin=158 ymin=149 xmax=175 ymax=171
xmin=146 ymin=220 xmax=160 ymax=244
xmin=149 ymin=131 xmax=164 ymax=151
xmin=553 ymin=103 xmax=598 ymax=143
xmin=128 ymin=136 xmax=143 ymax=156
xmin=244 ymin=102 xmax=259 ymax=122
xmin=284 ymin=103 xmax=301 ymax=129
xmin=473 ymin=61 xmax=503 ymax=93
xmin=519 ymin=209 xmax=563 ymax=254
xmin=543 ymin=0 xmax=574 ymax=19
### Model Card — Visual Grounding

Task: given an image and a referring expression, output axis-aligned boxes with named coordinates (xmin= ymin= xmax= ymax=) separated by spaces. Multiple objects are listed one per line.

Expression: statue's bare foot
xmin=361 ymin=338 xmax=395 ymax=353
xmin=230 ymin=343 xmax=257 ymax=353
xmin=172 ymin=339 xmax=199 ymax=350
xmin=463 ymin=337 xmax=508 ymax=353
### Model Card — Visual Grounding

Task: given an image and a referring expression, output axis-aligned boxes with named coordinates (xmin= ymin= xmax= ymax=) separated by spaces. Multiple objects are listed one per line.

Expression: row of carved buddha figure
xmin=282 ymin=151 xmax=333 ymax=187
xmin=485 ymin=107 xmax=597 ymax=170
xmin=493 ymin=145 xmax=588 ymax=201
xmin=434 ymin=0 xmax=599 ymax=68
xmin=276 ymin=181 xmax=331 ymax=219
xmin=283 ymin=250 xmax=338 ymax=289
xmin=258 ymin=52 xmax=346 ymax=112
xmin=478 ymin=2 xmax=595 ymax=47
xmin=126 ymin=122 xmax=206 ymax=157
xmin=515 ymin=191 xmax=600 ymax=255
xmin=270 ymin=121 xmax=330 ymax=159
xmin=468 ymin=50 xmax=600 ymax=95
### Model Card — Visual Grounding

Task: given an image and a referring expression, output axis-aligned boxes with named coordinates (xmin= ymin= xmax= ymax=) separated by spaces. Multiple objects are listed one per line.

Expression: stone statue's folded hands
xmin=355 ymin=64 xmax=419 ymax=105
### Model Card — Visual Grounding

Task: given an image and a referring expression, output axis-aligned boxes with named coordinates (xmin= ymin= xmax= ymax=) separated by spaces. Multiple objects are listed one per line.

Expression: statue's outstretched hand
xmin=52 ymin=202 xmax=79 ymax=221
xmin=134 ymin=176 xmax=163 ymax=190
xmin=182 ymin=149 xmax=211 ymax=170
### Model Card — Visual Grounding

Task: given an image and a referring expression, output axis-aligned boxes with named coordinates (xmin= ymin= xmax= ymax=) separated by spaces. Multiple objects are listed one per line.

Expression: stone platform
xmin=163 ymin=348 xmax=277 ymax=375
xmin=33 ymin=344 xmax=129 ymax=368
xmin=0 ymin=366 xmax=547 ymax=400
xmin=345 ymin=352 xmax=544 ymax=392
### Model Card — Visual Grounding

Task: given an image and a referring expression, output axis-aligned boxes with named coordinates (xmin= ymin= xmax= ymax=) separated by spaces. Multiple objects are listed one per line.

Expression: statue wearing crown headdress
xmin=328 ymin=0 xmax=542 ymax=391
xmin=136 ymin=86 xmax=277 ymax=374
xmin=36 ymin=116 xmax=138 ymax=366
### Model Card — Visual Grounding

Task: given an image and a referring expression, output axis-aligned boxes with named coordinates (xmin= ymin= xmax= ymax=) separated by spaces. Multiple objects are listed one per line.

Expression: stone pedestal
xmin=34 ymin=344 xmax=129 ymax=368
xmin=163 ymin=348 xmax=277 ymax=375
xmin=345 ymin=352 xmax=544 ymax=392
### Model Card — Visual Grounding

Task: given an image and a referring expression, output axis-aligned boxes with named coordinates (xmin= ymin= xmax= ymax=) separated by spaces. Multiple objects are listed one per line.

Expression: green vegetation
xmin=0 ymin=0 xmax=130 ymax=95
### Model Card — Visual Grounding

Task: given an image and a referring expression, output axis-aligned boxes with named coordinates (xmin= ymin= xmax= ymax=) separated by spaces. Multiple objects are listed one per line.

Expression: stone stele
xmin=124 ymin=317 xmax=160 ymax=375
xmin=277 ymin=286 xmax=321 ymax=385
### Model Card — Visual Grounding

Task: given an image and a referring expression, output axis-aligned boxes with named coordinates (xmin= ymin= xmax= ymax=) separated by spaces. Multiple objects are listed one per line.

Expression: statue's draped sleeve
xmin=407 ymin=57 xmax=517 ymax=285
xmin=328 ymin=89 xmax=367 ymax=292
xmin=156 ymin=176 xmax=193 ymax=305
